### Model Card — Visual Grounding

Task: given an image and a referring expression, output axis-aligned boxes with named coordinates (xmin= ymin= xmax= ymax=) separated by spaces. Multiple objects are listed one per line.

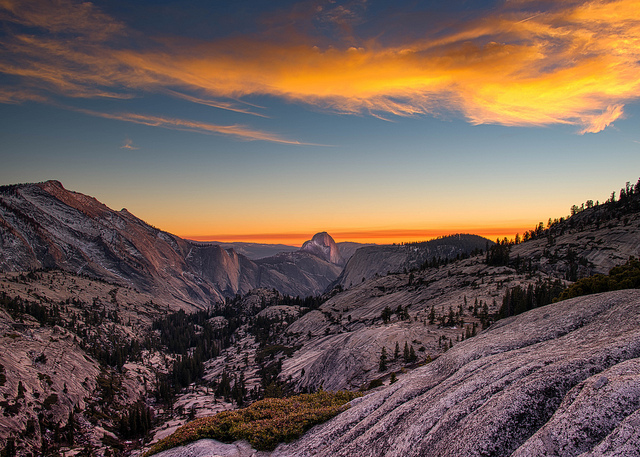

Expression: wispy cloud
xmin=75 ymin=108 xmax=320 ymax=145
xmin=120 ymin=138 xmax=139 ymax=150
xmin=162 ymin=90 xmax=269 ymax=118
xmin=1 ymin=0 xmax=639 ymax=134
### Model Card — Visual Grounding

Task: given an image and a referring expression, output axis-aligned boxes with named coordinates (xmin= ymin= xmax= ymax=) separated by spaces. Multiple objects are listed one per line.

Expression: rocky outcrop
xmin=152 ymin=439 xmax=269 ymax=457
xmin=271 ymin=290 xmax=640 ymax=457
xmin=511 ymin=210 xmax=640 ymax=279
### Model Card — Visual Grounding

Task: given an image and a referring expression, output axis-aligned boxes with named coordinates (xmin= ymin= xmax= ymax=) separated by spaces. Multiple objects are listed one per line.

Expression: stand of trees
xmin=556 ymin=257 xmax=640 ymax=302
xmin=499 ymin=279 xmax=566 ymax=318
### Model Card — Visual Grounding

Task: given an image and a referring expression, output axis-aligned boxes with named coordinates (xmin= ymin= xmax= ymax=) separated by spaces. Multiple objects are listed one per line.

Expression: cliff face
xmin=300 ymin=232 xmax=344 ymax=266
xmin=272 ymin=290 xmax=640 ymax=457
xmin=0 ymin=181 xmax=227 ymax=306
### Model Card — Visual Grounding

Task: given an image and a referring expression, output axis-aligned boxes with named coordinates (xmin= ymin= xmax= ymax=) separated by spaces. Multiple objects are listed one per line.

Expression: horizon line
xmin=184 ymin=226 xmax=532 ymax=247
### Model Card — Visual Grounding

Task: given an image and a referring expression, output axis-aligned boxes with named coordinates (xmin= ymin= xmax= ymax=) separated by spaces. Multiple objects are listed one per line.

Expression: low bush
xmin=145 ymin=390 xmax=360 ymax=454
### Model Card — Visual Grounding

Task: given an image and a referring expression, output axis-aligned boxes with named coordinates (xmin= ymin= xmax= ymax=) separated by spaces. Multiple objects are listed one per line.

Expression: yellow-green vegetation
xmin=145 ymin=390 xmax=361 ymax=455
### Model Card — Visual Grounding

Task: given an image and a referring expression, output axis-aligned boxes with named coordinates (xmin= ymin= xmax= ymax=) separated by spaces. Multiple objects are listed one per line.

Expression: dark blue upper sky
xmin=1 ymin=0 xmax=639 ymax=244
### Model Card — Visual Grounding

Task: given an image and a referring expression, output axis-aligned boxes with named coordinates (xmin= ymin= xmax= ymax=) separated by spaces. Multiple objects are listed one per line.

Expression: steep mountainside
xmin=199 ymin=241 xmax=298 ymax=260
xmin=335 ymin=234 xmax=491 ymax=289
xmin=0 ymin=181 xmax=347 ymax=304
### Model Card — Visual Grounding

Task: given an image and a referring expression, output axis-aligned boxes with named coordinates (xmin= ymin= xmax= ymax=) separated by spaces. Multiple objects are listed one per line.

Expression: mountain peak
xmin=300 ymin=232 xmax=344 ymax=265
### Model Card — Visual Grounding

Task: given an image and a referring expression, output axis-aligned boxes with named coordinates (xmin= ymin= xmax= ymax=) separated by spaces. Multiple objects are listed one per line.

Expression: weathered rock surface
xmin=151 ymin=439 xmax=269 ymax=457
xmin=271 ymin=290 xmax=640 ymax=457
xmin=281 ymin=257 xmax=532 ymax=392
xmin=300 ymin=232 xmax=344 ymax=266
xmin=0 ymin=270 xmax=171 ymax=454
xmin=511 ymin=210 xmax=640 ymax=279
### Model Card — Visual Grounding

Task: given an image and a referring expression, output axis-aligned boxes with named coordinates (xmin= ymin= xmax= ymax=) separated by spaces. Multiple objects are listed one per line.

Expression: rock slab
xmin=271 ymin=290 xmax=640 ymax=457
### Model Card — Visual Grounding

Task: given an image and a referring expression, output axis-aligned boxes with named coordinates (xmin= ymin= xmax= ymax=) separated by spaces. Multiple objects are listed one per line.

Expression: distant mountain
xmin=335 ymin=234 xmax=492 ymax=289
xmin=300 ymin=232 xmax=345 ymax=266
xmin=209 ymin=236 xmax=371 ymax=263
xmin=0 ymin=181 xmax=350 ymax=305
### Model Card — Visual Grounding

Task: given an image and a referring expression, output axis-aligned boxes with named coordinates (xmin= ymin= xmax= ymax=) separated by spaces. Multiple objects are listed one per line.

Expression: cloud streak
xmin=74 ymin=108 xmax=318 ymax=145
xmin=1 ymin=0 xmax=639 ymax=134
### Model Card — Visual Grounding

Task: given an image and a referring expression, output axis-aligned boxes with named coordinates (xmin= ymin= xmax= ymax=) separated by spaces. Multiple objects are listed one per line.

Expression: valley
xmin=1 ymin=180 xmax=640 ymax=456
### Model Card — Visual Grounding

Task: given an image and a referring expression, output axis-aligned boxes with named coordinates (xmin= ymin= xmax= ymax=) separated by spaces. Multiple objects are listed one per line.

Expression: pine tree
xmin=403 ymin=342 xmax=410 ymax=362
xmin=379 ymin=347 xmax=388 ymax=371
xmin=394 ymin=342 xmax=400 ymax=360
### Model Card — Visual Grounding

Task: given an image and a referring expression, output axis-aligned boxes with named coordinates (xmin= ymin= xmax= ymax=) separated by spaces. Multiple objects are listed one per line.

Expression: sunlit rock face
xmin=272 ymin=290 xmax=640 ymax=457
xmin=300 ymin=232 xmax=345 ymax=266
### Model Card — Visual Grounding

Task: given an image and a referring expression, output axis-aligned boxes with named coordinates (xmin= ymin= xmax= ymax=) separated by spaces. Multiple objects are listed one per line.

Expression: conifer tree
xmin=379 ymin=347 xmax=388 ymax=371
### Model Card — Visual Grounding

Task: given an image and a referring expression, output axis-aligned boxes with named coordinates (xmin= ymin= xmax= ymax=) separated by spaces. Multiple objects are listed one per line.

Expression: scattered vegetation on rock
xmin=556 ymin=256 xmax=640 ymax=302
xmin=145 ymin=390 xmax=361 ymax=454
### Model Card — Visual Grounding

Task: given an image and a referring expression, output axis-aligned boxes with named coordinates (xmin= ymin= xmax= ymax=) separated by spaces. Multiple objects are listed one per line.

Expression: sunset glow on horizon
xmin=1 ymin=0 xmax=639 ymax=245
xmin=186 ymin=226 xmax=538 ymax=247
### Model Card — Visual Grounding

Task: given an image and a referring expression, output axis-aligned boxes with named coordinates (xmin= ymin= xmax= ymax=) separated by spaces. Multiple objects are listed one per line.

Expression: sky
xmin=1 ymin=0 xmax=639 ymax=246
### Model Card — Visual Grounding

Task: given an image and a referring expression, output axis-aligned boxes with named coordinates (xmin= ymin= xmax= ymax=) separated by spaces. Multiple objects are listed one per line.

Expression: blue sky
xmin=1 ymin=0 xmax=639 ymax=244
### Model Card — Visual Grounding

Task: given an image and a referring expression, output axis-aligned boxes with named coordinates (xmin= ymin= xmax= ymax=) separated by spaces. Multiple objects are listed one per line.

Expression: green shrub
xmin=364 ymin=379 xmax=384 ymax=390
xmin=145 ymin=390 xmax=360 ymax=455
xmin=556 ymin=257 xmax=640 ymax=302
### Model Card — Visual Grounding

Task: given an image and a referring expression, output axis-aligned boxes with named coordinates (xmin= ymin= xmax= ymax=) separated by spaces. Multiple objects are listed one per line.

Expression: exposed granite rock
xmin=270 ymin=290 xmax=640 ymax=457
xmin=150 ymin=439 xmax=269 ymax=457
xmin=511 ymin=210 xmax=640 ymax=279
xmin=300 ymin=232 xmax=344 ymax=266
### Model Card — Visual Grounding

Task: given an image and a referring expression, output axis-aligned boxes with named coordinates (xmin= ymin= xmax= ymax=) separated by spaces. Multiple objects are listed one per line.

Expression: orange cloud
xmin=1 ymin=0 xmax=639 ymax=134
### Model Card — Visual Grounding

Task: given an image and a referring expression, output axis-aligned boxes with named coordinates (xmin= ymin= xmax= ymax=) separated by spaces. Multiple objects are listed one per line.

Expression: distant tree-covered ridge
xmin=515 ymin=177 xmax=640 ymax=245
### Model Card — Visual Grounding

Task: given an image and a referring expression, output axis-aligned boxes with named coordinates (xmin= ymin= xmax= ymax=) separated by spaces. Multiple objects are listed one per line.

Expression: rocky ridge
xmin=335 ymin=234 xmax=491 ymax=289
xmin=0 ymin=181 xmax=348 ymax=304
